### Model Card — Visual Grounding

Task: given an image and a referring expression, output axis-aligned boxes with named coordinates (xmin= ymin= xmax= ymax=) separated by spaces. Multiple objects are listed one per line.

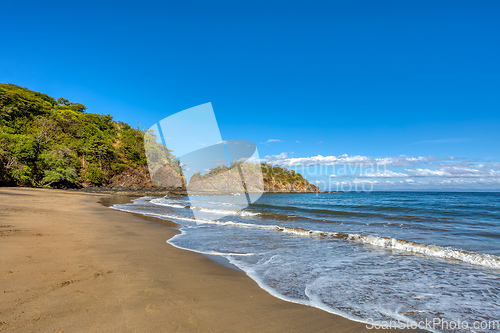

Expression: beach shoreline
xmin=0 ymin=187 xmax=421 ymax=332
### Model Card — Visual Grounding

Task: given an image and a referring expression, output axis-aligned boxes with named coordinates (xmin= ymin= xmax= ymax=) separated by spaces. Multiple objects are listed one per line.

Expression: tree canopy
xmin=0 ymin=83 xmax=149 ymax=187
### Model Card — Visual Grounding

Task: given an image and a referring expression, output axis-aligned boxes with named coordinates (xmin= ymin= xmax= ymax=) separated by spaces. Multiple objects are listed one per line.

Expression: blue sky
xmin=1 ymin=1 xmax=499 ymax=190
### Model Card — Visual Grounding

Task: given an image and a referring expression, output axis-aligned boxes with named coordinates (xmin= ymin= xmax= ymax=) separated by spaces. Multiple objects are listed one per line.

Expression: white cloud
xmin=261 ymin=153 xmax=433 ymax=168
xmin=405 ymin=166 xmax=494 ymax=178
xmin=266 ymin=139 xmax=283 ymax=143
xmin=261 ymin=152 xmax=500 ymax=190
xmin=358 ymin=170 xmax=409 ymax=178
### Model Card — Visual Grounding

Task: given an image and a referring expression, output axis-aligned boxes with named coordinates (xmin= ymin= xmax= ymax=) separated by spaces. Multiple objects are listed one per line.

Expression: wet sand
xmin=0 ymin=187 xmax=421 ymax=332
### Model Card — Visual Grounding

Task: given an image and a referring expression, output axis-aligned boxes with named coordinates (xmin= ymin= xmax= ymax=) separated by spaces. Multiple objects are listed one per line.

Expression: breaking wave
xmin=113 ymin=202 xmax=500 ymax=269
xmin=150 ymin=198 xmax=260 ymax=216
xmin=196 ymin=219 xmax=500 ymax=269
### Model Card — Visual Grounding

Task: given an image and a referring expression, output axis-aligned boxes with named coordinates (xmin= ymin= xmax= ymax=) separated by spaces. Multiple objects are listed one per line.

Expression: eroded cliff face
xmin=102 ymin=164 xmax=185 ymax=194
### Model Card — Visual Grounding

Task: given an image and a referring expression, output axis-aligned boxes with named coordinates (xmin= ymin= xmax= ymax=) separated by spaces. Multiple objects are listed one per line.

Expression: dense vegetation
xmin=261 ymin=163 xmax=310 ymax=188
xmin=0 ymin=83 xmax=317 ymax=192
xmin=0 ymin=83 xmax=147 ymax=187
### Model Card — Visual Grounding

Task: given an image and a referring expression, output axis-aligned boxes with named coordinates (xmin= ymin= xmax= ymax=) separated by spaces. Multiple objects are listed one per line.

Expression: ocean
xmin=111 ymin=192 xmax=500 ymax=332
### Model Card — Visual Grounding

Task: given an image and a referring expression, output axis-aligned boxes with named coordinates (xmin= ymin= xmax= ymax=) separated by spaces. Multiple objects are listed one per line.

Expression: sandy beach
xmin=0 ymin=188 xmax=419 ymax=332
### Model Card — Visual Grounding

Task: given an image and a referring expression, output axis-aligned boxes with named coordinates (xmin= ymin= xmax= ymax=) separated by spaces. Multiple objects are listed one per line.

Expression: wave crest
xmin=191 ymin=218 xmax=500 ymax=269
xmin=115 ymin=201 xmax=500 ymax=270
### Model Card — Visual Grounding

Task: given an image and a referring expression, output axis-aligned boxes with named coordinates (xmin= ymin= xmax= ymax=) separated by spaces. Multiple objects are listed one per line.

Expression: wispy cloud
xmin=405 ymin=166 xmax=485 ymax=177
xmin=358 ymin=170 xmax=409 ymax=178
xmin=331 ymin=178 xmax=500 ymax=188
xmin=266 ymin=139 xmax=283 ymax=143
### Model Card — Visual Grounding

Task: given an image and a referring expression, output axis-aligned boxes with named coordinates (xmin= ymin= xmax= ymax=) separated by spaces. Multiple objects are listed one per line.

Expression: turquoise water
xmin=113 ymin=192 xmax=500 ymax=332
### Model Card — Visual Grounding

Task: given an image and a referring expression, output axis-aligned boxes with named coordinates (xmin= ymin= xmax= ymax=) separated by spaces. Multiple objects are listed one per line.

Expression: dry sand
xmin=0 ymin=187 xmax=421 ymax=332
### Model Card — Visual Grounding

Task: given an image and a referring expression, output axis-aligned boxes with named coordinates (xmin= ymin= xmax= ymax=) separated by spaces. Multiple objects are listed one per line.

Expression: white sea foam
xmin=150 ymin=198 xmax=260 ymax=216
xmin=125 ymin=201 xmax=500 ymax=270
xmin=277 ymin=228 xmax=500 ymax=269
xmin=177 ymin=216 xmax=500 ymax=269
xmin=345 ymin=234 xmax=500 ymax=269
xmin=114 ymin=202 xmax=500 ymax=269
xmin=151 ymin=201 xmax=187 ymax=209
xmin=194 ymin=207 xmax=259 ymax=216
